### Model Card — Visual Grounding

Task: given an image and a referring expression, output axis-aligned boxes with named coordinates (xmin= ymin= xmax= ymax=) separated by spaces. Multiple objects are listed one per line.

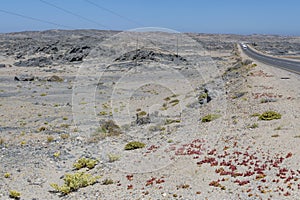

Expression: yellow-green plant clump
xmin=201 ymin=114 xmax=221 ymax=122
xmin=108 ymin=153 xmax=121 ymax=162
xmin=9 ymin=190 xmax=21 ymax=199
xmin=73 ymin=157 xmax=98 ymax=170
xmin=124 ymin=141 xmax=145 ymax=150
xmin=259 ymin=111 xmax=281 ymax=121
xmin=50 ymin=172 xmax=99 ymax=195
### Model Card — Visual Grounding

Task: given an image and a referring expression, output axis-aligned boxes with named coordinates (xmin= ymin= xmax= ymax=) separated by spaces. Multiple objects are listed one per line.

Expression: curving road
xmin=241 ymin=44 xmax=300 ymax=75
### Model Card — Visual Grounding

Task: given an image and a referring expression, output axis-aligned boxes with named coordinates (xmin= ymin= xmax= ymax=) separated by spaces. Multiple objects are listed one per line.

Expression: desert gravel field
xmin=0 ymin=30 xmax=299 ymax=200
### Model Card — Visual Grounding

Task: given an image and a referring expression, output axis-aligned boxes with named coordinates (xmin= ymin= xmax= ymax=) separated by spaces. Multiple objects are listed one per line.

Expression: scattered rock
xmin=14 ymin=56 xmax=52 ymax=67
xmin=14 ymin=74 xmax=35 ymax=81
xmin=47 ymin=75 xmax=63 ymax=82
xmin=136 ymin=113 xmax=151 ymax=125
xmin=198 ymin=88 xmax=212 ymax=105
xmin=115 ymin=48 xmax=188 ymax=64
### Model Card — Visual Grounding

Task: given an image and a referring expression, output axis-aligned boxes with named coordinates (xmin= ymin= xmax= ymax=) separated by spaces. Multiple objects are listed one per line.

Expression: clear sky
xmin=0 ymin=0 xmax=300 ymax=35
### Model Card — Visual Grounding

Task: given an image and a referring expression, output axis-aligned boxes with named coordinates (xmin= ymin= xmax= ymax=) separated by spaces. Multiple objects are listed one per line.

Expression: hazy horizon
xmin=1 ymin=0 xmax=300 ymax=36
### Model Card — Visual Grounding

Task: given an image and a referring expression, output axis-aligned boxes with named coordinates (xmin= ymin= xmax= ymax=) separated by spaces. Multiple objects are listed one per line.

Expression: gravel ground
xmin=0 ymin=30 xmax=299 ymax=200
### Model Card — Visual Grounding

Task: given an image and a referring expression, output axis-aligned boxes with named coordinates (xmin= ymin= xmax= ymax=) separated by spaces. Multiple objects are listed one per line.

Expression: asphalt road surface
xmin=241 ymin=45 xmax=300 ymax=75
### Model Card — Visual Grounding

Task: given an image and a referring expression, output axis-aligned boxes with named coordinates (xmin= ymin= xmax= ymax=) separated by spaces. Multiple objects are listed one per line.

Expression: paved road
xmin=241 ymin=44 xmax=300 ymax=75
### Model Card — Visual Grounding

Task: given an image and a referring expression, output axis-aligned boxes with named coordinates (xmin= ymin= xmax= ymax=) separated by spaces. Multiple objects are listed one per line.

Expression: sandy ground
xmin=0 ymin=31 xmax=299 ymax=200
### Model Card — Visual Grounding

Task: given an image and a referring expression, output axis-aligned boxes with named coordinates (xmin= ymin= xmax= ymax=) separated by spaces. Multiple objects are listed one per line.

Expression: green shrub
xmin=99 ymin=111 xmax=107 ymax=116
xmin=274 ymin=126 xmax=282 ymax=130
xmin=250 ymin=113 xmax=260 ymax=117
xmin=201 ymin=114 xmax=221 ymax=122
xmin=108 ymin=154 xmax=121 ymax=162
xmin=9 ymin=190 xmax=21 ymax=199
xmin=137 ymin=111 xmax=147 ymax=117
xmin=169 ymin=99 xmax=179 ymax=106
xmin=100 ymin=120 xmax=121 ymax=137
xmin=198 ymin=93 xmax=208 ymax=99
xmin=38 ymin=126 xmax=47 ymax=132
xmin=248 ymin=123 xmax=258 ymax=129
xmin=0 ymin=138 xmax=4 ymax=145
xmin=124 ymin=141 xmax=145 ymax=150
xmin=259 ymin=111 xmax=281 ymax=121
xmin=50 ymin=172 xmax=99 ymax=195
xmin=165 ymin=119 xmax=181 ymax=125
xmin=4 ymin=173 xmax=11 ymax=178
xmin=102 ymin=178 xmax=114 ymax=185
xmin=47 ymin=136 xmax=54 ymax=143
xmin=60 ymin=133 xmax=70 ymax=140
xmin=73 ymin=157 xmax=97 ymax=170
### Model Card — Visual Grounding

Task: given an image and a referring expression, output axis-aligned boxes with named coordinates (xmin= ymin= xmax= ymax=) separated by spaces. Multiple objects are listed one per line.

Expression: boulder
xmin=14 ymin=75 xmax=35 ymax=81
xmin=47 ymin=75 xmax=63 ymax=82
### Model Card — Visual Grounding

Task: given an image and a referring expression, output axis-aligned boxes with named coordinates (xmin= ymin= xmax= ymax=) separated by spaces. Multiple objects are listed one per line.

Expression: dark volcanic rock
xmin=46 ymin=75 xmax=63 ymax=82
xmin=14 ymin=56 xmax=52 ymax=67
xmin=64 ymin=46 xmax=91 ymax=62
xmin=115 ymin=48 xmax=188 ymax=64
xmin=14 ymin=74 xmax=35 ymax=81
xmin=0 ymin=63 xmax=7 ymax=68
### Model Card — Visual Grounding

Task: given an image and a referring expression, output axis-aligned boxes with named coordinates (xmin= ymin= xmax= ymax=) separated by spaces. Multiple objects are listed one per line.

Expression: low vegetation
xmin=108 ymin=153 xmax=121 ymax=162
xmin=60 ymin=133 xmax=70 ymax=140
xmin=102 ymin=178 xmax=114 ymax=185
xmin=4 ymin=173 xmax=11 ymax=178
xmin=258 ymin=111 xmax=281 ymax=120
xmin=73 ymin=157 xmax=98 ymax=170
xmin=0 ymin=138 xmax=4 ymax=145
xmin=165 ymin=118 xmax=181 ymax=125
xmin=248 ymin=123 xmax=258 ymax=129
xmin=201 ymin=114 xmax=221 ymax=122
xmin=50 ymin=172 xmax=99 ymax=195
xmin=99 ymin=120 xmax=121 ymax=138
xmin=47 ymin=136 xmax=54 ymax=143
xmin=124 ymin=141 xmax=145 ymax=150
xmin=9 ymin=190 xmax=21 ymax=199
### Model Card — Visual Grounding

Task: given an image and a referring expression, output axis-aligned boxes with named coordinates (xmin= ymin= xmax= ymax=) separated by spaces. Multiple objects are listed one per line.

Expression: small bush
xmin=198 ymin=93 xmax=208 ymax=100
xmin=250 ymin=113 xmax=260 ymax=117
xmin=60 ymin=133 xmax=70 ymax=140
xmin=260 ymin=98 xmax=277 ymax=103
xmin=259 ymin=111 xmax=281 ymax=121
xmin=165 ymin=119 xmax=181 ymax=125
xmin=108 ymin=154 xmax=121 ymax=162
xmin=248 ymin=123 xmax=258 ymax=129
xmin=271 ymin=134 xmax=279 ymax=138
xmin=274 ymin=126 xmax=282 ymax=130
xmin=38 ymin=126 xmax=47 ymax=132
xmin=100 ymin=120 xmax=121 ymax=138
xmin=0 ymin=138 xmax=4 ymax=145
xmin=102 ymin=178 xmax=114 ymax=185
xmin=50 ymin=172 xmax=99 ymax=195
xmin=137 ymin=111 xmax=147 ymax=117
xmin=9 ymin=190 xmax=21 ymax=199
xmin=60 ymin=124 xmax=70 ymax=128
xmin=73 ymin=157 xmax=97 ymax=170
xmin=47 ymin=136 xmax=54 ymax=143
xmin=4 ymin=173 xmax=11 ymax=178
xmin=169 ymin=99 xmax=179 ymax=106
xmin=99 ymin=111 xmax=107 ymax=116
xmin=201 ymin=114 xmax=221 ymax=122
xmin=164 ymin=97 xmax=171 ymax=101
xmin=53 ymin=151 xmax=60 ymax=158
xmin=124 ymin=141 xmax=145 ymax=150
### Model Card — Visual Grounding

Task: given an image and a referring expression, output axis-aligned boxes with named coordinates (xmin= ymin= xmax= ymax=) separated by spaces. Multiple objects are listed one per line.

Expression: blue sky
xmin=0 ymin=0 xmax=299 ymax=35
